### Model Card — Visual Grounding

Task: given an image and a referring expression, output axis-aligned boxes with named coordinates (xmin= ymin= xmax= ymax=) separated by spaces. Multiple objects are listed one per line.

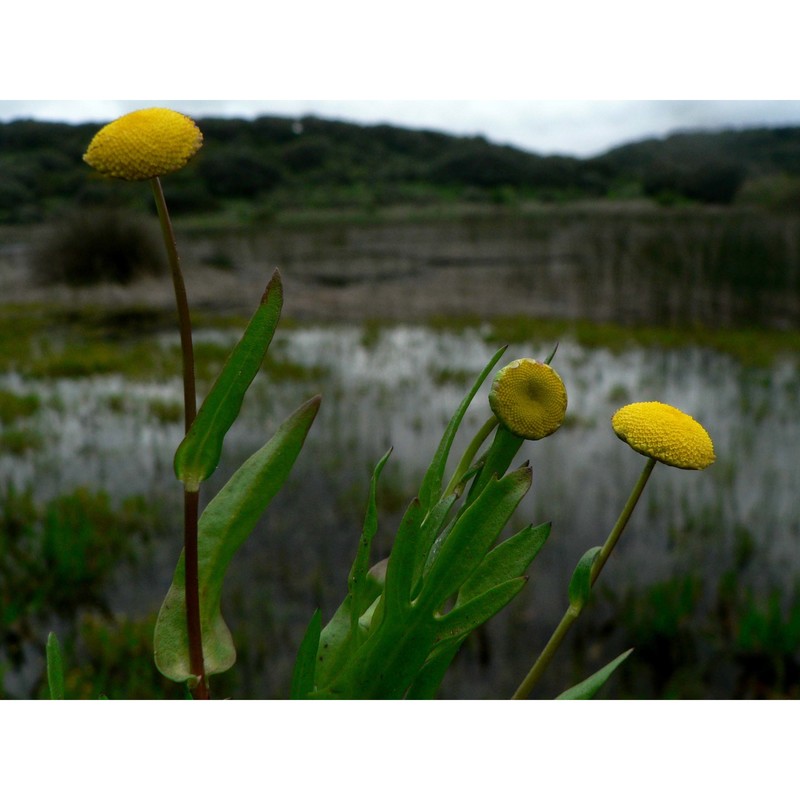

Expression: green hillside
xmin=3 ymin=115 xmax=800 ymax=223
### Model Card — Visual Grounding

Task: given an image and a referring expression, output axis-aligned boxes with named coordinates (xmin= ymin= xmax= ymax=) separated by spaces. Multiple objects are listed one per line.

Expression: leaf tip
xmin=261 ymin=268 xmax=284 ymax=305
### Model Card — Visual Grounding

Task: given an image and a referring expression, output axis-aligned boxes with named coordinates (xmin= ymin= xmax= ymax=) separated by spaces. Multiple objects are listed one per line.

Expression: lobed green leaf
xmin=458 ymin=521 xmax=550 ymax=605
xmin=404 ymin=644 xmax=459 ymax=700
xmin=417 ymin=465 xmax=532 ymax=614
xmin=316 ymin=559 xmax=387 ymax=690
xmin=435 ymin=577 xmax=527 ymax=643
xmin=410 ymin=492 xmax=459 ymax=598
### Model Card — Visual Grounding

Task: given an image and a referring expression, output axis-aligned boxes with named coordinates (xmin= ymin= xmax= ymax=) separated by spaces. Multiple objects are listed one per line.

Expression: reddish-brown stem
xmin=151 ymin=177 xmax=197 ymax=430
xmin=151 ymin=177 xmax=207 ymax=698
xmin=184 ymin=489 xmax=208 ymax=699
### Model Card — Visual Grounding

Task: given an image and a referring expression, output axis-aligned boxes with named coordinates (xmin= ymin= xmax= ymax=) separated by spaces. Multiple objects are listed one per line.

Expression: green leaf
xmin=417 ymin=465 xmax=532 ymax=613
xmin=383 ymin=499 xmax=425 ymax=619
xmin=290 ymin=609 xmax=322 ymax=699
xmin=316 ymin=560 xmax=387 ymax=689
xmin=458 ymin=522 xmax=550 ymax=605
xmin=348 ymin=448 xmax=392 ymax=626
xmin=435 ymin=577 xmax=527 ymax=643
xmin=464 ymin=424 xmax=525 ymax=507
xmin=568 ymin=546 xmax=602 ymax=612
xmin=174 ymin=270 xmax=284 ymax=491
xmin=411 ymin=492 xmax=459 ymax=598
xmin=314 ymin=598 xmax=355 ymax=689
xmin=556 ymin=648 xmax=634 ymax=699
xmin=407 ymin=524 xmax=549 ymax=700
xmin=154 ymin=395 xmax=320 ymax=683
xmin=46 ymin=632 xmax=64 ymax=700
xmin=404 ymin=645 xmax=460 ymax=700
xmin=417 ymin=345 xmax=507 ymax=514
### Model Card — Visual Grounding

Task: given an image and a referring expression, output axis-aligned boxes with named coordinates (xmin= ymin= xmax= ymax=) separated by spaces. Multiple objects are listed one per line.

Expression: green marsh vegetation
xmin=1 ymin=302 xmax=797 ymax=698
xmin=3 ymin=108 xmax=800 ymax=700
xmin=7 ymin=115 xmax=800 ymax=223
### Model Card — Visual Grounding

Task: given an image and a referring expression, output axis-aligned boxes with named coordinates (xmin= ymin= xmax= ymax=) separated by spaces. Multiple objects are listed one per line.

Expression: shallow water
xmin=2 ymin=322 xmax=798 ymax=697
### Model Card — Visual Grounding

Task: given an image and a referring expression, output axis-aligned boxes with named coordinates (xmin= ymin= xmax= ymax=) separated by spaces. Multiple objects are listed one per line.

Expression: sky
xmin=5 ymin=2 xmax=800 ymax=159
xmin=4 ymin=99 xmax=800 ymax=158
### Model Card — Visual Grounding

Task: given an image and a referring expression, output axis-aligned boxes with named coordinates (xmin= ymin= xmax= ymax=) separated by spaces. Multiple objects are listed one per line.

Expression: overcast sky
xmin=5 ymin=3 xmax=799 ymax=158
xmin=3 ymin=100 xmax=800 ymax=158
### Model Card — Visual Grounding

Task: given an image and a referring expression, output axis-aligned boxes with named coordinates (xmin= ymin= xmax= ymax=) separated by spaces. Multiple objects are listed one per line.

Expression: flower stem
xmin=590 ymin=457 xmax=656 ymax=586
xmin=151 ymin=177 xmax=197 ymax=430
xmin=442 ymin=415 xmax=498 ymax=498
xmin=151 ymin=177 xmax=207 ymax=699
xmin=511 ymin=457 xmax=657 ymax=699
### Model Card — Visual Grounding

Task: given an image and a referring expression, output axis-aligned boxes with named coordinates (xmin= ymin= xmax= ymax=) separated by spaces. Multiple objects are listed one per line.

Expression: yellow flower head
xmin=612 ymin=401 xmax=715 ymax=470
xmin=83 ymin=108 xmax=203 ymax=181
xmin=488 ymin=358 xmax=567 ymax=440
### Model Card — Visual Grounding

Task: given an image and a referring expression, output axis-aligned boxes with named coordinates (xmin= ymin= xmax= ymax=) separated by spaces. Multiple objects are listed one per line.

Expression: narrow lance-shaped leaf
xmin=382 ymin=499 xmax=425 ymax=620
xmin=556 ymin=648 xmax=634 ymax=699
xmin=348 ymin=448 xmax=392 ymax=626
xmin=174 ymin=269 xmax=284 ymax=491
xmin=417 ymin=345 xmax=507 ymax=513
xmin=290 ymin=609 xmax=322 ymax=699
xmin=46 ymin=632 xmax=64 ymax=700
xmin=155 ymin=395 xmax=320 ymax=683
xmin=568 ymin=546 xmax=602 ymax=612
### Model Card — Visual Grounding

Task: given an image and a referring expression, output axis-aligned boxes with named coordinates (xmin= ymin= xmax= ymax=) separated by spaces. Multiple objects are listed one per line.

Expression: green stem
xmin=511 ymin=457 xmax=657 ymax=700
xmin=442 ymin=415 xmax=498 ymax=499
xmin=590 ymin=457 xmax=656 ymax=586
xmin=151 ymin=177 xmax=207 ymax=699
xmin=511 ymin=607 xmax=579 ymax=700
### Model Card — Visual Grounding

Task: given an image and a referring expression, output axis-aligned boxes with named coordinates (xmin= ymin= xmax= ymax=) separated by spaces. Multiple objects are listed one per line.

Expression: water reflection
xmin=3 ymin=324 xmax=798 ymax=697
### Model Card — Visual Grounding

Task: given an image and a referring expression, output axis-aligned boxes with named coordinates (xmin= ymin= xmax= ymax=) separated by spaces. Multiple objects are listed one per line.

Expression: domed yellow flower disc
xmin=488 ymin=358 xmax=568 ymax=440
xmin=612 ymin=401 xmax=715 ymax=470
xmin=83 ymin=108 xmax=203 ymax=181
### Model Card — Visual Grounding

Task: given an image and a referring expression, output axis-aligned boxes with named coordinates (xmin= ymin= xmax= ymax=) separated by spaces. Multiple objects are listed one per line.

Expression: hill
xmin=3 ymin=115 xmax=800 ymax=223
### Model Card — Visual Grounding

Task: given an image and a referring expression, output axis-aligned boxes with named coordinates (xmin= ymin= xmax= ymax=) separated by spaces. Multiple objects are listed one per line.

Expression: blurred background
xmin=1 ymin=100 xmax=799 ymax=699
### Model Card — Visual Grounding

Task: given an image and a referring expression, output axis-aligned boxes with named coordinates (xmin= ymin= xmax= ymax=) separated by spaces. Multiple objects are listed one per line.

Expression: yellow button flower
xmin=612 ymin=401 xmax=715 ymax=470
xmin=488 ymin=358 xmax=568 ymax=440
xmin=83 ymin=108 xmax=203 ymax=181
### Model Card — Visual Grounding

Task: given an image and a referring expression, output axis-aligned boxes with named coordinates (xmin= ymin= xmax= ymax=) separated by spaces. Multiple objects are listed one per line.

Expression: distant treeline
xmin=3 ymin=115 xmax=800 ymax=223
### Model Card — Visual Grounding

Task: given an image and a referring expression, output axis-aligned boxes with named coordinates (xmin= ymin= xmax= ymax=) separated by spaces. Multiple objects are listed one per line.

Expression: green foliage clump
xmin=8 ymin=116 xmax=800 ymax=223
xmin=736 ymin=173 xmax=800 ymax=213
xmin=32 ymin=209 xmax=166 ymax=286
xmin=0 ymin=485 xmax=161 ymax=696
xmin=0 ymin=388 xmax=40 ymax=424
xmin=54 ymin=613 xmax=186 ymax=700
